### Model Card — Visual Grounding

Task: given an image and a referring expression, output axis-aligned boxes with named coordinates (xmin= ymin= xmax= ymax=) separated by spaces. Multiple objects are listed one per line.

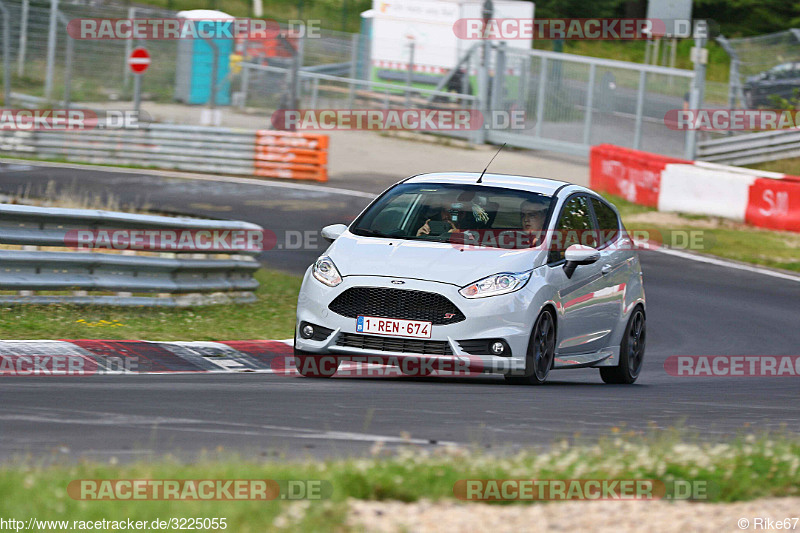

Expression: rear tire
xmin=294 ymin=336 xmax=339 ymax=378
xmin=600 ymin=307 xmax=645 ymax=384
xmin=505 ymin=309 xmax=556 ymax=385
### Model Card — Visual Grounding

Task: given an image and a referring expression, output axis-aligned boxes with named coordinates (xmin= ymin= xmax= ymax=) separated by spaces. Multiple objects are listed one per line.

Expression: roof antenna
xmin=477 ymin=143 xmax=506 ymax=183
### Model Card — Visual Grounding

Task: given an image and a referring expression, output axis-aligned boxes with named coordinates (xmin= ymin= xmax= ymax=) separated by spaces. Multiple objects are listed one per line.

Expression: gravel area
xmin=347 ymin=497 xmax=800 ymax=532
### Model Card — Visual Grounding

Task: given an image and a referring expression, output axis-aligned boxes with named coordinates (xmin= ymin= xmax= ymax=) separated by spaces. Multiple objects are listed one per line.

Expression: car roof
xmin=404 ymin=172 xmax=578 ymax=196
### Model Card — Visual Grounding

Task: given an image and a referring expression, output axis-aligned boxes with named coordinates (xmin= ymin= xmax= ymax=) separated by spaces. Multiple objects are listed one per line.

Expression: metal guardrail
xmin=697 ymin=129 xmax=800 ymax=165
xmin=0 ymin=123 xmax=329 ymax=181
xmin=0 ymin=204 xmax=262 ymax=306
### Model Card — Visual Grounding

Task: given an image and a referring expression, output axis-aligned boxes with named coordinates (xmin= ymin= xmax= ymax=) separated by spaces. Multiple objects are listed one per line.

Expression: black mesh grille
xmin=328 ymin=287 xmax=465 ymax=325
xmin=336 ymin=333 xmax=453 ymax=355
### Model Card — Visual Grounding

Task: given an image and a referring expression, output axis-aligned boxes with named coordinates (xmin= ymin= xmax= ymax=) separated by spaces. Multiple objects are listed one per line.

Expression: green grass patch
xmin=0 ymin=269 xmax=301 ymax=341
xmin=747 ymin=158 xmax=800 ymax=177
xmin=0 ymin=430 xmax=798 ymax=530
xmin=603 ymin=193 xmax=800 ymax=272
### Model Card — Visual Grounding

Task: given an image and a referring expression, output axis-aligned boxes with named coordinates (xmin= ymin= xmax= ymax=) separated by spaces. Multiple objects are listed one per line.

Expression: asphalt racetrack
xmin=1 ymin=162 xmax=799 ymax=461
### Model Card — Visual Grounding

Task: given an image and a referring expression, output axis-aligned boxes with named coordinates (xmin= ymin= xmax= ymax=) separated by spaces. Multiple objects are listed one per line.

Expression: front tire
xmin=505 ymin=309 xmax=556 ymax=385
xmin=600 ymin=307 xmax=645 ymax=384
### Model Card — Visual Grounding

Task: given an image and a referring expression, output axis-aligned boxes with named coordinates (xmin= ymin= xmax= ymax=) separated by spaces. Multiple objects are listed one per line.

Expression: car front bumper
xmin=294 ymin=270 xmax=545 ymax=374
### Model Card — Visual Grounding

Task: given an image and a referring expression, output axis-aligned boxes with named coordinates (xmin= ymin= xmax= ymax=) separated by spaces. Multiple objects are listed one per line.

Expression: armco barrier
xmin=591 ymin=144 xmax=800 ymax=233
xmin=0 ymin=124 xmax=328 ymax=182
xmin=0 ymin=204 xmax=263 ymax=306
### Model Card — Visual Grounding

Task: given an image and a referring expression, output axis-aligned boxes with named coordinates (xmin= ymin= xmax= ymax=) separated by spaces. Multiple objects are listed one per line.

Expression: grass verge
xmin=0 ymin=269 xmax=301 ymax=341
xmin=605 ymin=193 xmax=800 ymax=272
xmin=0 ymin=430 xmax=798 ymax=531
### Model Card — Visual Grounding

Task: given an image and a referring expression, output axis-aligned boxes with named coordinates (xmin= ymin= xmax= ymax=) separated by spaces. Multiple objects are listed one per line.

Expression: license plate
xmin=356 ymin=316 xmax=432 ymax=339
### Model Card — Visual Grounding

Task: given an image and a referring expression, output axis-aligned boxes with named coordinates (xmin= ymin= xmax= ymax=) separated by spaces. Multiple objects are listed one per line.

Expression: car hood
xmin=327 ymin=233 xmax=543 ymax=286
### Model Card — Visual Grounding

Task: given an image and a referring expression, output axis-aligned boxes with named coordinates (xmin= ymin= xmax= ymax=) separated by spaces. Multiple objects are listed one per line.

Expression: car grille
xmin=328 ymin=287 xmax=466 ymax=325
xmin=336 ymin=333 xmax=454 ymax=356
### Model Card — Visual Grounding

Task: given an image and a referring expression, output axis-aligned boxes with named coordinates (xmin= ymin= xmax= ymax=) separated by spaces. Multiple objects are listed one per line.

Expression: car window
xmin=590 ymin=198 xmax=620 ymax=248
xmin=351 ymin=183 xmax=553 ymax=249
xmin=549 ymin=195 xmax=598 ymax=263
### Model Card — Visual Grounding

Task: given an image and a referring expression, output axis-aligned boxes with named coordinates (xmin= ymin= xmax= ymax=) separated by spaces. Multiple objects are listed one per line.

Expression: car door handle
xmin=601 ymin=264 xmax=613 ymax=276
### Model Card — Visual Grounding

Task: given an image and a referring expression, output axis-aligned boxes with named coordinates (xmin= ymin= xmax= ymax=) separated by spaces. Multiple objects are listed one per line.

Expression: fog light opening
xmin=490 ymin=341 xmax=505 ymax=355
xmin=301 ymin=324 xmax=315 ymax=339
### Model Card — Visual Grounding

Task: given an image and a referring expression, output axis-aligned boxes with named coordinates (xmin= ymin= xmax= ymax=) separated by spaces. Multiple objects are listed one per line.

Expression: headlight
xmin=459 ymin=271 xmax=531 ymax=299
xmin=312 ymin=256 xmax=342 ymax=287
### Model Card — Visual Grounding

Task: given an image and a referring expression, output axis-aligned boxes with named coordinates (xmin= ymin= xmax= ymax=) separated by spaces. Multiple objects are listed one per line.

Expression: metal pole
xmin=63 ymin=25 xmax=73 ymax=108
xmin=311 ymin=77 xmax=319 ymax=109
xmin=405 ymin=40 xmax=414 ymax=108
xmin=347 ymin=33 xmax=358 ymax=109
xmin=133 ymin=74 xmax=142 ymax=115
xmin=123 ymin=7 xmax=135 ymax=87
xmin=0 ymin=0 xmax=10 ymax=105
xmin=491 ymin=42 xmax=506 ymax=113
xmin=477 ymin=34 xmax=491 ymax=143
xmin=582 ymin=63 xmax=596 ymax=146
xmin=209 ymin=42 xmax=218 ymax=110
xmin=17 ymin=0 xmax=28 ymax=77
xmin=534 ymin=57 xmax=548 ymax=138
xmin=685 ymin=22 xmax=708 ymax=159
xmin=632 ymin=70 xmax=646 ymax=150
xmin=651 ymin=37 xmax=660 ymax=66
xmin=44 ymin=0 xmax=58 ymax=101
xmin=239 ymin=63 xmax=249 ymax=110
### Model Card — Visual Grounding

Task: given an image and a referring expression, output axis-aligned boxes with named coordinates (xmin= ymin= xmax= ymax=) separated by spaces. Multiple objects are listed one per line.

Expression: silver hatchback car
xmin=294 ymin=173 xmax=646 ymax=384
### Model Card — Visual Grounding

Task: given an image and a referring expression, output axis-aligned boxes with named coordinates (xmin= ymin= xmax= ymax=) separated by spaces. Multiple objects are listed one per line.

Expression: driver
xmin=415 ymin=192 xmax=462 ymax=237
xmin=519 ymin=198 xmax=549 ymax=245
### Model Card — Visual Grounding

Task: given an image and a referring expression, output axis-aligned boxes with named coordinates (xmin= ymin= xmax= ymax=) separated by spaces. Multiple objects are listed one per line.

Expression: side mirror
xmin=321 ymin=224 xmax=348 ymax=243
xmin=563 ymin=244 xmax=600 ymax=279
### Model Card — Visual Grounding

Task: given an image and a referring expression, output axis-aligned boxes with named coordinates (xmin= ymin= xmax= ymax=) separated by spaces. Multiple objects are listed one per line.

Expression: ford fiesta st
xmin=294 ymin=172 xmax=646 ymax=384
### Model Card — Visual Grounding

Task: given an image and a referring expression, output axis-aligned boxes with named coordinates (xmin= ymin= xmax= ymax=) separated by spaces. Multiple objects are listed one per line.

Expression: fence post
xmin=632 ymin=70 xmax=646 ymax=150
xmin=311 ymin=77 xmax=319 ymax=109
xmin=534 ymin=57 xmax=548 ymax=139
xmin=239 ymin=63 xmax=249 ymax=110
xmin=582 ymin=62 xmax=596 ymax=146
xmin=348 ymin=33 xmax=358 ymax=109
xmin=685 ymin=21 xmax=708 ymax=160
xmin=491 ymin=42 xmax=506 ymax=114
xmin=17 ymin=0 xmax=28 ymax=77
xmin=405 ymin=40 xmax=415 ymax=108
xmin=123 ymin=7 xmax=136 ymax=87
xmin=0 ymin=0 xmax=10 ymax=105
xmin=44 ymin=0 xmax=58 ymax=101
xmin=62 ymin=19 xmax=73 ymax=108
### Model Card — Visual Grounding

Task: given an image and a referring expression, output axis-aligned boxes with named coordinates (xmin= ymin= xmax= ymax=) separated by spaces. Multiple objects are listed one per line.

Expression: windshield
xmin=350 ymin=183 xmax=553 ymax=249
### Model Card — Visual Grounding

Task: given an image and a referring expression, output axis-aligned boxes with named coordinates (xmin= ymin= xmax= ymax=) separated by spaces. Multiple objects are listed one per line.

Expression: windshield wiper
xmin=354 ymin=228 xmax=395 ymax=238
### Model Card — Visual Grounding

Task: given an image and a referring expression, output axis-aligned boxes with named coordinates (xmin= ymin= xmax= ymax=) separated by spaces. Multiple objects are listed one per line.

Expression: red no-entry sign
xmin=128 ymin=47 xmax=151 ymax=74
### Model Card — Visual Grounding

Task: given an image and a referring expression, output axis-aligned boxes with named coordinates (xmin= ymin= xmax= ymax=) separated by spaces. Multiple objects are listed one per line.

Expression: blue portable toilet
xmin=174 ymin=10 xmax=234 ymax=105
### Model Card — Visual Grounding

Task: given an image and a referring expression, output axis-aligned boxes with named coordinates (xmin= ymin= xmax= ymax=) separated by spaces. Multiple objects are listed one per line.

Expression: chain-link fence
xmin=488 ymin=46 xmax=695 ymax=157
xmin=718 ymin=29 xmax=800 ymax=110
xmin=0 ymin=0 xmax=703 ymax=158
xmin=1 ymin=0 xmax=178 ymax=105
